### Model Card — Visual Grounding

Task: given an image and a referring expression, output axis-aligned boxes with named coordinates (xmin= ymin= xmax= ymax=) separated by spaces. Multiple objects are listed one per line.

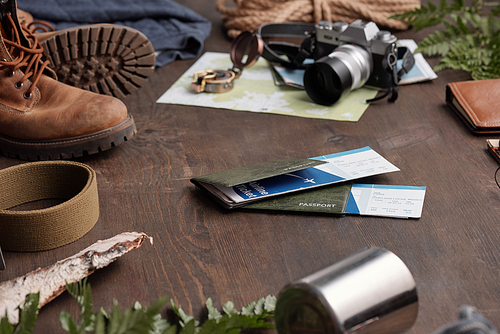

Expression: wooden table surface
xmin=2 ymin=1 xmax=500 ymax=333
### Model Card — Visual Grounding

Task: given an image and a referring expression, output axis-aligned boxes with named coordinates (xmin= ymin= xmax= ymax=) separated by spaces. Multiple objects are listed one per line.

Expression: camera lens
xmin=304 ymin=45 xmax=373 ymax=106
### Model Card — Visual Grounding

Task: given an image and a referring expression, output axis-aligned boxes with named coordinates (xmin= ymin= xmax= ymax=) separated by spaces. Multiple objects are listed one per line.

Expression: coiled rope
xmin=217 ymin=0 xmax=420 ymax=38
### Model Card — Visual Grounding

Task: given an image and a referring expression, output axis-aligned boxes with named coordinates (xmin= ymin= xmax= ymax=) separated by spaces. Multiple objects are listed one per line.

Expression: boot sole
xmin=0 ymin=116 xmax=137 ymax=161
xmin=40 ymin=24 xmax=156 ymax=99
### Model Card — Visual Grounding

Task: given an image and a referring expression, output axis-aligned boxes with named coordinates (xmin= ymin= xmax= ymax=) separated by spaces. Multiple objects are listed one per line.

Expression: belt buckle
xmin=0 ymin=245 xmax=5 ymax=270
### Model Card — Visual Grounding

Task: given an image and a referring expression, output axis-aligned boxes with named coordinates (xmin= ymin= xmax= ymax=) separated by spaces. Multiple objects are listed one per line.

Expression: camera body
xmin=313 ymin=20 xmax=397 ymax=89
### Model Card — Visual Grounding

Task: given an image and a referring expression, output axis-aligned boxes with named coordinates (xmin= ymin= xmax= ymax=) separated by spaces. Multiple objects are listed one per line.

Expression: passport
xmin=191 ymin=147 xmax=400 ymax=209
xmin=243 ymin=183 xmax=352 ymax=214
xmin=243 ymin=183 xmax=427 ymax=219
xmin=191 ymin=147 xmax=426 ymax=218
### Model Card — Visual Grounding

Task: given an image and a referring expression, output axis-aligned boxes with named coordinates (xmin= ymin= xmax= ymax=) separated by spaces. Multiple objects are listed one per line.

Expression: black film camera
xmin=258 ymin=20 xmax=415 ymax=106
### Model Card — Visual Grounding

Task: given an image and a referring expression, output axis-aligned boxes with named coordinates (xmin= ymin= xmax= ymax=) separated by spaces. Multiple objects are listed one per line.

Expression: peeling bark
xmin=0 ymin=232 xmax=153 ymax=324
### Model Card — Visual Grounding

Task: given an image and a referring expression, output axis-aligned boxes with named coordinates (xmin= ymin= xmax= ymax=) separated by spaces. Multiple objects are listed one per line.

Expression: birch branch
xmin=0 ymin=231 xmax=153 ymax=324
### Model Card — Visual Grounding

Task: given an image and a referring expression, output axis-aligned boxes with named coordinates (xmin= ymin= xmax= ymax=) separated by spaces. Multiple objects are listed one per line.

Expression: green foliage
xmin=60 ymin=279 xmax=173 ymax=334
xmin=391 ymin=0 xmax=500 ymax=80
xmin=0 ymin=280 xmax=276 ymax=334
xmin=171 ymin=295 xmax=276 ymax=334
xmin=0 ymin=293 xmax=39 ymax=334
xmin=60 ymin=278 xmax=95 ymax=333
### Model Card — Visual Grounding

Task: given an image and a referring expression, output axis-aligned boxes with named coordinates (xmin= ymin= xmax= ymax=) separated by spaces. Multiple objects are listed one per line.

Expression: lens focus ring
xmin=328 ymin=45 xmax=372 ymax=90
xmin=303 ymin=44 xmax=373 ymax=106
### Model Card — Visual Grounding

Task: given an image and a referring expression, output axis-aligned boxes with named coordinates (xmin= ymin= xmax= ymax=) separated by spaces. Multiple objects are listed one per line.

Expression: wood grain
xmin=1 ymin=0 xmax=500 ymax=333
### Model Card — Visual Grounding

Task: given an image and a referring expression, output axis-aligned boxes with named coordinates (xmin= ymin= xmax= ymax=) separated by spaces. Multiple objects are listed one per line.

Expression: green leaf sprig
xmin=0 ymin=279 xmax=276 ymax=334
xmin=0 ymin=293 xmax=39 ymax=334
xmin=391 ymin=0 xmax=500 ymax=80
xmin=171 ymin=295 xmax=276 ymax=334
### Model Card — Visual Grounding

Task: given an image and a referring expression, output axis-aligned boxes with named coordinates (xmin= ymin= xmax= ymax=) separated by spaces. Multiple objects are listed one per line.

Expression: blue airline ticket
xmin=213 ymin=147 xmax=400 ymax=204
xmin=345 ymin=184 xmax=426 ymax=218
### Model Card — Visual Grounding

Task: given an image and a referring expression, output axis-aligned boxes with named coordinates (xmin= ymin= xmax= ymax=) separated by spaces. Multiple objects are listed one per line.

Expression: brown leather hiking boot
xmin=17 ymin=9 xmax=33 ymax=27
xmin=35 ymin=24 xmax=156 ymax=99
xmin=15 ymin=9 xmax=155 ymax=99
xmin=18 ymin=9 xmax=54 ymax=33
xmin=0 ymin=0 xmax=136 ymax=160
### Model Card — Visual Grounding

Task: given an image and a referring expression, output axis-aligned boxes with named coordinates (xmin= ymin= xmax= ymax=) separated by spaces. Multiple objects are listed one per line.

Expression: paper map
xmin=156 ymin=52 xmax=378 ymax=121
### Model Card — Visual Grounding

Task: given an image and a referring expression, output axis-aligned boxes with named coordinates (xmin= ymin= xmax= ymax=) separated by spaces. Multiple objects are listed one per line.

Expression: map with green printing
xmin=156 ymin=52 xmax=378 ymax=121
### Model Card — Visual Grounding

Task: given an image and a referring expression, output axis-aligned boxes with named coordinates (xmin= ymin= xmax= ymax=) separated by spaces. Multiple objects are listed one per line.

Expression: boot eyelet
xmin=23 ymin=91 xmax=32 ymax=99
xmin=14 ymin=81 xmax=23 ymax=89
xmin=0 ymin=59 xmax=6 ymax=62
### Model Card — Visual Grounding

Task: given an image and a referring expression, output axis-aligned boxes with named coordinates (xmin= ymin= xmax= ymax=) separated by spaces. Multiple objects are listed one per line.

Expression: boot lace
xmin=1 ymin=12 xmax=50 ymax=99
xmin=20 ymin=17 xmax=55 ymax=33
xmin=26 ymin=20 xmax=55 ymax=33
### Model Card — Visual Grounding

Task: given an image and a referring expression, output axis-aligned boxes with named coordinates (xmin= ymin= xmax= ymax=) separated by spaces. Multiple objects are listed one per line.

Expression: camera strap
xmin=257 ymin=23 xmax=316 ymax=69
xmin=367 ymin=43 xmax=415 ymax=103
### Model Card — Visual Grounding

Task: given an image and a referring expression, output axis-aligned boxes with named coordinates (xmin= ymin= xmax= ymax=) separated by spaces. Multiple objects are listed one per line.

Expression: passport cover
xmin=243 ymin=183 xmax=352 ymax=214
xmin=446 ymin=79 xmax=500 ymax=134
xmin=243 ymin=183 xmax=426 ymax=218
xmin=191 ymin=147 xmax=402 ymax=209
xmin=192 ymin=158 xmax=327 ymax=187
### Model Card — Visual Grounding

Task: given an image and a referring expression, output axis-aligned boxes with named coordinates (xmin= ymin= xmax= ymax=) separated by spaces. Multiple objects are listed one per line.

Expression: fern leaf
xmin=12 ymin=294 xmax=39 ymax=334
xmin=206 ymin=299 xmax=222 ymax=323
xmin=439 ymin=0 xmax=448 ymax=11
xmin=225 ymin=314 xmax=274 ymax=330
xmin=63 ymin=279 xmax=95 ymax=333
xmin=390 ymin=0 xmax=451 ymax=30
xmin=105 ymin=301 xmax=122 ymax=334
xmin=455 ymin=15 xmax=472 ymax=34
xmin=179 ymin=319 xmax=196 ymax=334
xmin=240 ymin=302 xmax=256 ymax=317
xmin=0 ymin=314 xmax=15 ymax=334
xmin=59 ymin=311 xmax=80 ymax=334
xmin=492 ymin=2 xmax=500 ymax=15
xmin=253 ymin=298 xmax=265 ymax=316
xmin=416 ymin=30 xmax=450 ymax=56
xmin=394 ymin=0 xmax=500 ymax=80
xmin=222 ymin=302 xmax=238 ymax=317
xmin=170 ymin=300 xmax=199 ymax=329
xmin=126 ymin=296 xmax=170 ymax=334
xmin=94 ymin=313 xmax=106 ymax=334
xmin=264 ymin=295 xmax=276 ymax=312
xmin=196 ymin=318 xmax=228 ymax=334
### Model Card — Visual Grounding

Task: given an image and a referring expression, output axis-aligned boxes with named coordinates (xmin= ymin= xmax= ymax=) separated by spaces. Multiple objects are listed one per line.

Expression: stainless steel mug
xmin=275 ymin=247 xmax=418 ymax=334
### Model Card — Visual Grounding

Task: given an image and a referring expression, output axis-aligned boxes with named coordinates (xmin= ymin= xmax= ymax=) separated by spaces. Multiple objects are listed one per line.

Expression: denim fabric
xmin=17 ymin=0 xmax=212 ymax=67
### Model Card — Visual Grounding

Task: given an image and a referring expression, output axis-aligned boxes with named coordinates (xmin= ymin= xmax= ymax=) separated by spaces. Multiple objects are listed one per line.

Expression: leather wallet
xmin=446 ymin=78 xmax=500 ymax=133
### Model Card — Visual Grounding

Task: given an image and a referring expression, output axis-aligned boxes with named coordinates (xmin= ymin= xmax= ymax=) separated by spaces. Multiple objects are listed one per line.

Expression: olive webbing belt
xmin=0 ymin=161 xmax=99 ymax=262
